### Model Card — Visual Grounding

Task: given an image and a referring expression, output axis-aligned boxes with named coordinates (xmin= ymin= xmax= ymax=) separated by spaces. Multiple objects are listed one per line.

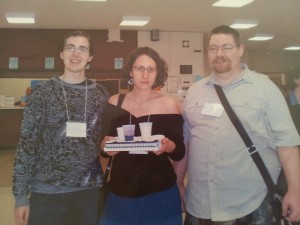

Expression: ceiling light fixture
xmin=230 ymin=20 xmax=258 ymax=29
xmin=212 ymin=0 xmax=254 ymax=7
xmin=284 ymin=46 xmax=300 ymax=51
xmin=248 ymin=34 xmax=274 ymax=41
xmin=6 ymin=13 xmax=35 ymax=24
xmin=120 ymin=16 xmax=150 ymax=26
xmin=73 ymin=0 xmax=106 ymax=1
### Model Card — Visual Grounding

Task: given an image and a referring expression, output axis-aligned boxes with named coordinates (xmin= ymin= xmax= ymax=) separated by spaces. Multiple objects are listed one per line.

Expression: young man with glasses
xmin=174 ymin=25 xmax=300 ymax=225
xmin=13 ymin=30 xmax=109 ymax=225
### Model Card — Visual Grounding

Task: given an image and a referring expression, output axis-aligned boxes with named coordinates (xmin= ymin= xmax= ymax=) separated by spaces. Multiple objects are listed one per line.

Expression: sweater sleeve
xmin=12 ymin=86 xmax=45 ymax=202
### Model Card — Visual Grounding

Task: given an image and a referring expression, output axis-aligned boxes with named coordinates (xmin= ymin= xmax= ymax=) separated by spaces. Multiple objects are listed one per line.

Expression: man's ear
xmin=87 ymin=56 xmax=93 ymax=63
xmin=238 ymin=44 xmax=244 ymax=57
xmin=60 ymin=52 xmax=64 ymax=60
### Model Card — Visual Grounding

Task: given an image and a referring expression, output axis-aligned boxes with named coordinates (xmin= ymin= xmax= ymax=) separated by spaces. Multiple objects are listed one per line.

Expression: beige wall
xmin=0 ymin=79 xmax=43 ymax=102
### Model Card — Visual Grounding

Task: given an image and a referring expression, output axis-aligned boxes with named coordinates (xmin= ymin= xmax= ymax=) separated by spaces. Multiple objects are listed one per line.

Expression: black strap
xmin=103 ymin=157 xmax=112 ymax=183
xmin=103 ymin=94 xmax=125 ymax=182
xmin=117 ymin=94 xmax=125 ymax=107
xmin=214 ymin=84 xmax=276 ymax=193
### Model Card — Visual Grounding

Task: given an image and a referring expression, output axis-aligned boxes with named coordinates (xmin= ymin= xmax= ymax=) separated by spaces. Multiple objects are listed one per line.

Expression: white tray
xmin=104 ymin=135 xmax=164 ymax=152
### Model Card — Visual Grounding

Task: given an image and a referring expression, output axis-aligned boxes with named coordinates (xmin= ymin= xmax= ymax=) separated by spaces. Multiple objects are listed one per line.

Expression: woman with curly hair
xmin=99 ymin=47 xmax=185 ymax=225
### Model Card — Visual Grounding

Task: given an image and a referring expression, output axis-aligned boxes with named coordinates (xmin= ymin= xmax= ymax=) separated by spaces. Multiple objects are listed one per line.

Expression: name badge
xmin=66 ymin=122 xmax=87 ymax=137
xmin=201 ymin=103 xmax=224 ymax=117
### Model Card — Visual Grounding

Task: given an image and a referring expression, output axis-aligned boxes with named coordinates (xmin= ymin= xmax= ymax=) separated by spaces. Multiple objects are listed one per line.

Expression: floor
xmin=0 ymin=149 xmax=16 ymax=225
xmin=0 ymin=149 xmax=109 ymax=225
xmin=0 ymin=150 xmax=186 ymax=225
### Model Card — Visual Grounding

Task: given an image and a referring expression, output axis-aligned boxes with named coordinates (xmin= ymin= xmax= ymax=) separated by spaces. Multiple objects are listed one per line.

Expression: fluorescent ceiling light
xmin=230 ymin=20 xmax=258 ymax=29
xmin=213 ymin=0 xmax=254 ymax=7
xmin=120 ymin=16 xmax=150 ymax=26
xmin=284 ymin=46 xmax=300 ymax=51
xmin=74 ymin=0 xmax=106 ymax=1
xmin=6 ymin=13 xmax=35 ymax=24
xmin=248 ymin=34 xmax=274 ymax=41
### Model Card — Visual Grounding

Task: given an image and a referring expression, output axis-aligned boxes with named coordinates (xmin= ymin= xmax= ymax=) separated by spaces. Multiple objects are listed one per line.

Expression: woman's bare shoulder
xmin=156 ymin=94 xmax=181 ymax=114
xmin=108 ymin=94 xmax=120 ymax=105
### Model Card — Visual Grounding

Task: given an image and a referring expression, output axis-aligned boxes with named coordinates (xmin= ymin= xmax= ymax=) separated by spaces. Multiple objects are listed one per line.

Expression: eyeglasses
xmin=133 ymin=65 xmax=157 ymax=73
xmin=207 ymin=44 xmax=238 ymax=54
xmin=64 ymin=44 xmax=89 ymax=54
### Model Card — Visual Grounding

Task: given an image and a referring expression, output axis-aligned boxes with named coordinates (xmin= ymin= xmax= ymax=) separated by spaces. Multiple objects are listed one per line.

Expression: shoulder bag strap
xmin=214 ymin=84 xmax=276 ymax=193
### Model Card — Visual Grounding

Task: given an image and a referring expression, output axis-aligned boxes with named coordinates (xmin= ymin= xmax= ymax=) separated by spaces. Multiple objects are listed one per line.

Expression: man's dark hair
xmin=208 ymin=25 xmax=241 ymax=46
xmin=59 ymin=30 xmax=94 ymax=56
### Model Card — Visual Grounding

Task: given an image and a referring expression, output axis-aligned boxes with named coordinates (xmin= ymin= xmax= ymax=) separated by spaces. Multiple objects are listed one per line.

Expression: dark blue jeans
xmin=29 ymin=188 xmax=99 ymax=225
xmin=184 ymin=194 xmax=274 ymax=225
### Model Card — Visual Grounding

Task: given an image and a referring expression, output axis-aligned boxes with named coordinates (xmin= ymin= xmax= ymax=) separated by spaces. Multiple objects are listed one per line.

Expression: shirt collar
xmin=206 ymin=63 xmax=253 ymax=88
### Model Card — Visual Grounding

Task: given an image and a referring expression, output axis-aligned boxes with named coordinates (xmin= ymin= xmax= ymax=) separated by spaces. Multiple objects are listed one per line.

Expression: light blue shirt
xmin=20 ymin=95 xmax=29 ymax=103
xmin=182 ymin=65 xmax=300 ymax=221
xmin=289 ymin=91 xmax=299 ymax=105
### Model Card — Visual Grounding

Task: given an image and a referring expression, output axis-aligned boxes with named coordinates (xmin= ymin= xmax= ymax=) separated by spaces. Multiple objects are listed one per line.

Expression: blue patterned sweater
xmin=12 ymin=77 xmax=109 ymax=207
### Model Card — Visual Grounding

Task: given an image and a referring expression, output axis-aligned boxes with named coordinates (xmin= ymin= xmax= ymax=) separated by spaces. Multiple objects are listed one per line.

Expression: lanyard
xmin=130 ymin=92 xmax=151 ymax=123
xmin=60 ymin=79 xmax=87 ymax=122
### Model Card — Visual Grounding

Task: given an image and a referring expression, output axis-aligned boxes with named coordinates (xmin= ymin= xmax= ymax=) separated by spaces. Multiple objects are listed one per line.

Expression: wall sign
xmin=45 ymin=57 xmax=55 ymax=69
xmin=9 ymin=57 xmax=18 ymax=69
xmin=114 ymin=58 xmax=123 ymax=69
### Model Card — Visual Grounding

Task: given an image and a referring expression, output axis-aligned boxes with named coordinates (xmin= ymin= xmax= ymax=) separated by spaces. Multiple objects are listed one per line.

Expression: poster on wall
xmin=9 ymin=57 xmax=18 ymax=69
xmin=45 ymin=57 xmax=55 ymax=69
xmin=114 ymin=58 xmax=123 ymax=69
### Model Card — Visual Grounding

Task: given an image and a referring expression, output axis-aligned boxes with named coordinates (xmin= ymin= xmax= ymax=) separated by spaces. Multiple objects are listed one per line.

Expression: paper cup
xmin=139 ymin=122 xmax=152 ymax=139
xmin=116 ymin=127 xmax=125 ymax=141
xmin=122 ymin=124 xmax=135 ymax=141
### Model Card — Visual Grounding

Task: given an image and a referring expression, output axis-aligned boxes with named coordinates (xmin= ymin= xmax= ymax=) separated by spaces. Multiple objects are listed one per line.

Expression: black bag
xmin=271 ymin=171 xmax=289 ymax=225
xmin=214 ymin=84 xmax=298 ymax=225
xmin=271 ymin=171 xmax=300 ymax=225
xmin=97 ymin=157 xmax=112 ymax=220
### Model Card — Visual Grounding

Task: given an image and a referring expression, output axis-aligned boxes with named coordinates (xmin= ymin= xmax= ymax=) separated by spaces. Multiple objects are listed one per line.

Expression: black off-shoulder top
xmin=101 ymin=99 xmax=185 ymax=198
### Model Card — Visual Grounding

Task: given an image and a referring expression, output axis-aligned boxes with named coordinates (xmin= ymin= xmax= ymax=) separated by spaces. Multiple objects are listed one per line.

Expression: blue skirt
xmin=99 ymin=184 xmax=182 ymax=225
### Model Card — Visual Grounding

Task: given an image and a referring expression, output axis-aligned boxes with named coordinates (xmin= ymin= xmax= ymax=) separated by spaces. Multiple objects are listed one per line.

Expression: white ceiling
xmin=1 ymin=0 xmax=300 ymax=53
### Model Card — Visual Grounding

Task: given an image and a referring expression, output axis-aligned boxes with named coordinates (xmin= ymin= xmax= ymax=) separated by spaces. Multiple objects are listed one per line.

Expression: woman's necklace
xmin=131 ymin=91 xmax=153 ymax=111
xmin=130 ymin=91 xmax=153 ymax=122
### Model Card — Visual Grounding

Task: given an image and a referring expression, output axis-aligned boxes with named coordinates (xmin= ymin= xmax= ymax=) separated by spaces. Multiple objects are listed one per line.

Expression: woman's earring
xmin=128 ymin=79 xmax=134 ymax=86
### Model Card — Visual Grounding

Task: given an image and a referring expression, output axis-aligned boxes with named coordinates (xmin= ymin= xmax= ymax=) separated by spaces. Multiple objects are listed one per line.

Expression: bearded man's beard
xmin=212 ymin=56 xmax=232 ymax=74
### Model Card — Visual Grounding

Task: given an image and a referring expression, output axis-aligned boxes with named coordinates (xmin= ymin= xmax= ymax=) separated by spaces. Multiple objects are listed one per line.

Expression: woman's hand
xmin=153 ymin=137 xmax=175 ymax=155
xmin=101 ymin=136 xmax=120 ymax=156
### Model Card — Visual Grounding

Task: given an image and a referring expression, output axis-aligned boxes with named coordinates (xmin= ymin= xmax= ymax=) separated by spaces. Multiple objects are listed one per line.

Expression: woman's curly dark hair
xmin=123 ymin=47 xmax=168 ymax=89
